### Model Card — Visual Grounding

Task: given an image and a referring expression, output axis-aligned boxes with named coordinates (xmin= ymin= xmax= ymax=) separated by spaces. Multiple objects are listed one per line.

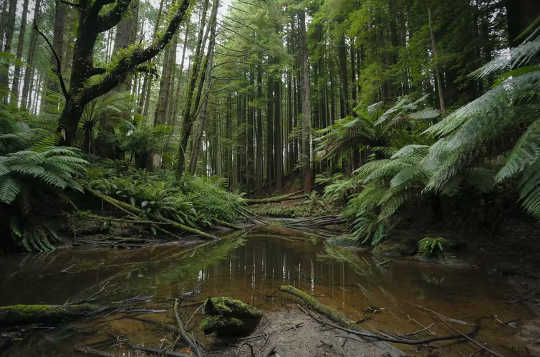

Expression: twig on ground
xmin=74 ymin=346 xmax=114 ymax=357
xmin=174 ymin=298 xmax=203 ymax=357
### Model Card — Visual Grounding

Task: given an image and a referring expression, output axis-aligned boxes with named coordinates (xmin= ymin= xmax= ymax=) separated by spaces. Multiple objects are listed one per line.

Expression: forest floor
xmin=206 ymin=307 xmax=404 ymax=357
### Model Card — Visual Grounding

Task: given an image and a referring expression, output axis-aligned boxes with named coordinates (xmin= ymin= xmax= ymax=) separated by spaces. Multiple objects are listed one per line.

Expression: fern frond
xmin=496 ymin=119 xmax=540 ymax=182
xmin=0 ymin=177 xmax=21 ymax=204
xmin=472 ymin=38 xmax=540 ymax=78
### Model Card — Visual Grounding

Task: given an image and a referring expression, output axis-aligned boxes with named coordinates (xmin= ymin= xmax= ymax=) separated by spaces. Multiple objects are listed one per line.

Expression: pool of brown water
xmin=0 ymin=228 xmax=534 ymax=356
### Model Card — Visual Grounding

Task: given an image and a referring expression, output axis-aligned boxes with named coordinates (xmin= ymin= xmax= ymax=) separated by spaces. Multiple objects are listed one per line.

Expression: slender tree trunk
xmin=299 ymin=10 xmax=312 ymax=193
xmin=177 ymin=0 xmax=219 ymax=177
xmin=0 ymin=0 xmax=17 ymax=102
xmin=171 ymin=22 xmax=190 ymax=124
xmin=21 ymin=0 xmax=42 ymax=110
xmin=255 ymin=64 xmax=263 ymax=187
xmin=266 ymin=69 xmax=274 ymax=184
xmin=154 ymin=38 xmax=176 ymax=125
xmin=140 ymin=0 xmax=165 ymax=116
xmin=11 ymin=0 xmax=30 ymax=107
xmin=274 ymin=76 xmax=282 ymax=189
xmin=428 ymin=8 xmax=446 ymax=114
xmin=338 ymin=34 xmax=350 ymax=117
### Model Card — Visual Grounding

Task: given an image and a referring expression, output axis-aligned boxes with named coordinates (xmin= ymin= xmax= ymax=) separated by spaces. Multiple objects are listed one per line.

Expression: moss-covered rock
xmin=200 ymin=297 xmax=262 ymax=337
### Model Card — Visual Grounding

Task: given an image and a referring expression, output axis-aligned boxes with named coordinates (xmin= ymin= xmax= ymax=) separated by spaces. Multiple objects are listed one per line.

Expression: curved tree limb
xmin=96 ymin=0 xmax=131 ymax=32
xmin=82 ymin=0 xmax=193 ymax=105
xmin=33 ymin=20 xmax=70 ymax=101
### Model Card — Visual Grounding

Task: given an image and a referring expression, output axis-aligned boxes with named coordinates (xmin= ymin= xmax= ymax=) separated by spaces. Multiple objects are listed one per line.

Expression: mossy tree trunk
xmin=55 ymin=0 xmax=193 ymax=146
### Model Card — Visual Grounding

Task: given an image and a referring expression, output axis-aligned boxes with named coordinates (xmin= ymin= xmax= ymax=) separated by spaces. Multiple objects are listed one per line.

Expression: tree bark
xmin=0 ymin=0 xmax=17 ymax=102
xmin=299 ymin=10 xmax=312 ymax=193
xmin=428 ymin=8 xmax=446 ymax=114
xmin=10 ymin=0 xmax=30 ymax=107
xmin=176 ymin=0 xmax=219 ymax=177
xmin=21 ymin=0 xmax=42 ymax=110
xmin=56 ymin=0 xmax=193 ymax=146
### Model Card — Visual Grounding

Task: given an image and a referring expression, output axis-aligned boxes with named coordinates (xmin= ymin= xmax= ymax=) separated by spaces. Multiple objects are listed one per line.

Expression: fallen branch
xmin=299 ymin=304 xmax=480 ymax=346
xmin=174 ymin=298 xmax=203 ymax=357
xmin=279 ymin=285 xmax=359 ymax=330
xmin=415 ymin=305 xmax=504 ymax=357
xmin=280 ymin=286 xmax=481 ymax=347
xmin=74 ymin=346 xmax=114 ymax=357
xmin=126 ymin=340 xmax=191 ymax=357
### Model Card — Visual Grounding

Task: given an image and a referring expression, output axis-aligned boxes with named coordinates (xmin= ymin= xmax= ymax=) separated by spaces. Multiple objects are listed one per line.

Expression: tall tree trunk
xmin=41 ymin=1 xmax=66 ymax=114
xmin=176 ymin=0 xmax=219 ymax=177
xmin=154 ymin=38 xmax=176 ymax=125
xmin=255 ymin=64 xmax=263 ymax=187
xmin=337 ymin=34 xmax=350 ymax=117
xmin=140 ymin=0 xmax=165 ymax=116
xmin=299 ymin=10 xmax=312 ymax=193
xmin=428 ymin=8 xmax=446 ymax=114
xmin=274 ymin=76 xmax=282 ymax=189
xmin=21 ymin=0 xmax=43 ymax=110
xmin=0 ymin=0 xmax=17 ymax=102
xmin=171 ymin=22 xmax=190 ymax=124
xmin=10 ymin=0 xmax=30 ymax=107
xmin=266 ymin=69 xmax=274 ymax=184
xmin=189 ymin=37 xmax=216 ymax=174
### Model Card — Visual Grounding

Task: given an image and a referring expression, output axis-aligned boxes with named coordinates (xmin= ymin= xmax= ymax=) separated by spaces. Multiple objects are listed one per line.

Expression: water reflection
xmin=0 ymin=228 xmax=533 ymax=356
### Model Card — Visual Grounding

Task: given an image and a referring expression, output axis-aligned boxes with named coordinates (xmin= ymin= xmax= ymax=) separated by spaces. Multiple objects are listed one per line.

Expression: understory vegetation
xmin=0 ymin=0 xmax=538 ymax=253
xmin=317 ymin=33 xmax=540 ymax=246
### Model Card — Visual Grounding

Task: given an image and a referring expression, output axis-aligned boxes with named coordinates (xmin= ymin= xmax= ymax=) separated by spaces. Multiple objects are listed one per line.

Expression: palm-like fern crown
xmin=344 ymin=27 xmax=540 ymax=244
xmin=423 ymin=31 xmax=540 ymax=217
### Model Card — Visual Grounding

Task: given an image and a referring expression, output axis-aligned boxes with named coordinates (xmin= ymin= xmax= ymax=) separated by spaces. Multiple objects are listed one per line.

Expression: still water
xmin=0 ymin=228 xmax=533 ymax=356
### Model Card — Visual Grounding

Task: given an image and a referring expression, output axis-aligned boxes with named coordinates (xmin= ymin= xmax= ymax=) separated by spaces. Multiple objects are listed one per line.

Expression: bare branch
xmin=33 ymin=20 xmax=70 ymax=101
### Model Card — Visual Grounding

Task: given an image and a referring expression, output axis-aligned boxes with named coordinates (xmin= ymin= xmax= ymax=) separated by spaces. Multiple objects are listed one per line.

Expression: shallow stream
xmin=0 ymin=226 xmax=533 ymax=356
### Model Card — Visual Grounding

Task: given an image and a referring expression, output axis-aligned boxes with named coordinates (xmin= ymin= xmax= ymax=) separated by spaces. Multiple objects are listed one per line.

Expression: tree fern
xmin=1 ymin=113 xmax=88 ymax=252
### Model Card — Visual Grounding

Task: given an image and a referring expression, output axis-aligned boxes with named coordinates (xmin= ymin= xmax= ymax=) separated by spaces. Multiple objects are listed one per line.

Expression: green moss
xmin=201 ymin=297 xmax=262 ymax=337
xmin=205 ymin=297 xmax=262 ymax=319
xmin=0 ymin=304 xmax=99 ymax=326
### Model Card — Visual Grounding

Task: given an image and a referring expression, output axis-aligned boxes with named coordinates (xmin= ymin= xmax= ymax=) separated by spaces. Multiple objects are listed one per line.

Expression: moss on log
xmin=0 ymin=304 xmax=101 ymax=326
xmin=279 ymin=285 xmax=359 ymax=330
xmin=86 ymin=188 xmax=218 ymax=240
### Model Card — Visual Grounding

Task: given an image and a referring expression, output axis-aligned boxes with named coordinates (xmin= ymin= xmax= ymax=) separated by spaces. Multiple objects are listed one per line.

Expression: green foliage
xmin=423 ymin=34 xmax=540 ymax=217
xmin=86 ymin=162 xmax=245 ymax=229
xmin=341 ymin=31 xmax=540 ymax=246
xmin=418 ymin=237 xmax=448 ymax=258
xmin=0 ymin=109 xmax=88 ymax=252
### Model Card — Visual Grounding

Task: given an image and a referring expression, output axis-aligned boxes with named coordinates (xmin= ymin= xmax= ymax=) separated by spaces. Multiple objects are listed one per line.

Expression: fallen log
xmin=279 ymin=285 xmax=359 ymax=330
xmin=86 ymin=188 xmax=218 ymax=240
xmin=0 ymin=304 xmax=102 ymax=326
xmin=246 ymin=191 xmax=307 ymax=204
